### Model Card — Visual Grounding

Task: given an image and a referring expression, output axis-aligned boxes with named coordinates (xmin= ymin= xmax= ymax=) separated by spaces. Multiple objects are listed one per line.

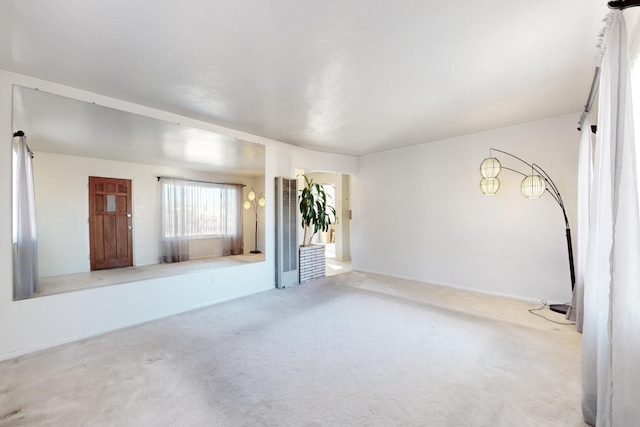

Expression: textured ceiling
xmin=0 ymin=0 xmax=609 ymax=155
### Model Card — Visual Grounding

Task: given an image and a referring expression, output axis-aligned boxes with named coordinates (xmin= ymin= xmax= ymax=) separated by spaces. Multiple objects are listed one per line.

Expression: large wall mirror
xmin=12 ymin=85 xmax=266 ymax=300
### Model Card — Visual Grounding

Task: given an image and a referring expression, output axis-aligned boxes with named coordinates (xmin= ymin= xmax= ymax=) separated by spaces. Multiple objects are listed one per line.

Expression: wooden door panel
xmin=94 ymin=214 xmax=105 ymax=260
xmin=116 ymin=215 xmax=128 ymax=258
xmin=116 ymin=195 xmax=127 ymax=212
xmin=89 ymin=176 xmax=133 ymax=271
xmin=95 ymin=194 xmax=103 ymax=212
xmin=103 ymin=215 xmax=116 ymax=259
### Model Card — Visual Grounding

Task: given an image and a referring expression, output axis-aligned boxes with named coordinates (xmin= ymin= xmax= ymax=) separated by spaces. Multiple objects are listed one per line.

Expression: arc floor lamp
xmin=479 ymin=149 xmax=575 ymax=314
xmin=244 ymin=188 xmax=265 ymax=254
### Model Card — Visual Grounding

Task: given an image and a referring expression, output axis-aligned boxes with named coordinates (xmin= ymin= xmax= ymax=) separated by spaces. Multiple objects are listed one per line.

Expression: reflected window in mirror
xmin=159 ymin=177 xmax=244 ymax=263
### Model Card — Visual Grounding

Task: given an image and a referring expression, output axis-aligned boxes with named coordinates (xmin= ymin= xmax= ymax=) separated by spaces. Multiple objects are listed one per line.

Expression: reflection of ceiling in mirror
xmin=12 ymin=86 xmax=265 ymax=176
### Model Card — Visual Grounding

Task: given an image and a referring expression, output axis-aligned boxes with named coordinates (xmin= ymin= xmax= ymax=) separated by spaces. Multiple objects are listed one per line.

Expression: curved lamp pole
xmin=479 ymin=148 xmax=575 ymax=314
xmin=243 ymin=188 xmax=265 ymax=254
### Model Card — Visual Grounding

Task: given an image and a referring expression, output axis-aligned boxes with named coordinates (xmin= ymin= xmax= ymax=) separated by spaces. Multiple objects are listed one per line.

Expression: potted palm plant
xmin=299 ymin=175 xmax=337 ymax=246
xmin=298 ymin=174 xmax=337 ymax=283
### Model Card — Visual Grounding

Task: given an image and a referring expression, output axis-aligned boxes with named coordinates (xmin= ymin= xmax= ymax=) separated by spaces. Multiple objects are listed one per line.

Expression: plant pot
xmin=299 ymin=245 xmax=325 ymax=284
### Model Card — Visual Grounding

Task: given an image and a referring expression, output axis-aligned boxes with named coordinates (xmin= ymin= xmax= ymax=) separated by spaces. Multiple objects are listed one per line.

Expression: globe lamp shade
xmin=480 ymin=177 xmax=500 ymax=195
xmin=521 ymin=175 xmax=546 ymax=198
xmin=480 ymin=157 xmax=501 ymax=179
xmin=247 ymin=190 xmax=256 ymax=201
xmin=243 ymin=200 xmax=251 ymax=210
xmin=258 ymin=196 xmax=266 ymax=207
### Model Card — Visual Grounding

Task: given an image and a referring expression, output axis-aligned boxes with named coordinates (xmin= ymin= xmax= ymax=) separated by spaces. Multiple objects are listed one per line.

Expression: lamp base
xmin=549 ymin=303 xmax=570 ymax=315
xmin=250 ymin=250 xmax=262 ymax=254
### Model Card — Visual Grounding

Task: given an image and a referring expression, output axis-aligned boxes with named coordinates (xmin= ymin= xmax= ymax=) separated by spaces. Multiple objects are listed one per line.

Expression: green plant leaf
xmin=297 ymin=174 xmax=338 ymax=245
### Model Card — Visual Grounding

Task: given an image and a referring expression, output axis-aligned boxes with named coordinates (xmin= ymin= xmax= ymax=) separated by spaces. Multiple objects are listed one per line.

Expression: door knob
xmin=128 ymin=225 xmax=132 ymax=230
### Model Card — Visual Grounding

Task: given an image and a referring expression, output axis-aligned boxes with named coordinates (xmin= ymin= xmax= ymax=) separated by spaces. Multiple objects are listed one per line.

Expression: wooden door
xmin=89 ymin=176 xmax=133 ymax=271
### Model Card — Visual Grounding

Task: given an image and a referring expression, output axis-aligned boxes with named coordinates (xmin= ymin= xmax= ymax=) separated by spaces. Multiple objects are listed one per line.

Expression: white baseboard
xmin=351 ymin=267 xmax=549 ymax=305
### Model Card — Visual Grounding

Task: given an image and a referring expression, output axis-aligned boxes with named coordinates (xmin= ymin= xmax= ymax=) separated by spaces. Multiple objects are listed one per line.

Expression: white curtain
xmin=220 ymin=184 xmax=244 ymax=256
xmin=581 ymin=11 xmax=640 ymax=426
xmin=159 ymin=177 xmax=190 ymax=263
xmin=159 ymin=178 xmax=244 ymax=263
xmin=568 ymin=117 xmax=593 ymax=330
xmin=12 ymin=135 xmax=38 ymax=300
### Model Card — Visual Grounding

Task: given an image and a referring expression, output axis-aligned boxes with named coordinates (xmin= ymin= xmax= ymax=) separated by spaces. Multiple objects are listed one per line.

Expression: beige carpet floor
xmin=0 ymin=271 xmax=584 ymax=427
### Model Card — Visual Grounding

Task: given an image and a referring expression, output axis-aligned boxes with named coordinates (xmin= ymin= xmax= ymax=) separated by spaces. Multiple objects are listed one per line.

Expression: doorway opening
xmin=294 ymin=169 xmax=351 ymax=277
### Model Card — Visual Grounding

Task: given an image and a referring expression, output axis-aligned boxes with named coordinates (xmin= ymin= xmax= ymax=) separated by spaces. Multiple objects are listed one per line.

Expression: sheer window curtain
xmin=12 ymin=134 xmax=38 ymax=300
xmin=221 ymin=184 xmax=244 ymax=256
xmin=568 ymin=116 xmax=593 ymax=330
xmin=158 ymin=178 xmax=244 ymax=263
xmin=159 ymin=178 xmax=190 ymax=263
xmin=581 ymin=10 xmax=640 ymax=426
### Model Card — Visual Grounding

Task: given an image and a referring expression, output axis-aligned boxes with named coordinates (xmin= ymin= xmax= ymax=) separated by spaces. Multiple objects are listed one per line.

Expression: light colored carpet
xmin=0 ymin=271 xmax=584 ymax=426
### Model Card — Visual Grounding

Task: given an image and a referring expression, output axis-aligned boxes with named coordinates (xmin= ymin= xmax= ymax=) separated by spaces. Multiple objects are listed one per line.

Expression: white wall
xmin=34 ymin=151 xmax=260 ymax=276
xmin=0 ymin=69 xmax=358 ymax=360
xmin=352 ymin=114 xmax=579 ymax=304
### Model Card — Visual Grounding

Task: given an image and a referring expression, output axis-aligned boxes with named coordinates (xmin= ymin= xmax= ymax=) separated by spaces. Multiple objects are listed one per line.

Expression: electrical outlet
xmin=211 ymin=274 xmax=217 ymax=285
xmin=385 ymin=254 xmax=391 ymax=261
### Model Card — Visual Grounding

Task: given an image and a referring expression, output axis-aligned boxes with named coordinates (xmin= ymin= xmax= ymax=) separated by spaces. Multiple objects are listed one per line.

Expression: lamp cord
xmin=528 ymin=300 xmax=576 ymax=326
